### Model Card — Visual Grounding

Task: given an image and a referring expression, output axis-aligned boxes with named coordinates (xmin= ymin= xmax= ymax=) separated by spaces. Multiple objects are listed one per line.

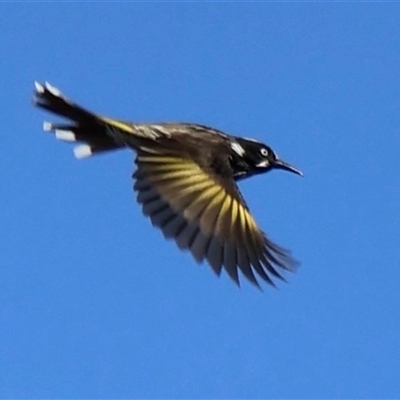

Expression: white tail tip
xmin=55 ymin=130 xmax=76 ymax=142
xmin=34 ymin=81 xmax=45 ymax=93
xmin=44 ymin=82 xmax=62 ymax=97
xmin=74 ymin=145 xmax=92 ymax=159
xmin=43 ymin=121 xmax=53 ymax=132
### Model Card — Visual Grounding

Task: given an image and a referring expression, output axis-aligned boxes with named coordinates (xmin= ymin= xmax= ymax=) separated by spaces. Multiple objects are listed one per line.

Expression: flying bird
xmin=33 ymin=82 xmax=302 ymax=289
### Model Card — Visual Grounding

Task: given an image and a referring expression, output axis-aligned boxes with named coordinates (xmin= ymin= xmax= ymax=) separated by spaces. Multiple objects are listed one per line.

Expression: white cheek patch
xmin=230 ymin=141 xmax=246 ymax=156
xmin=256 ymin=160 xmax=270 ymax=168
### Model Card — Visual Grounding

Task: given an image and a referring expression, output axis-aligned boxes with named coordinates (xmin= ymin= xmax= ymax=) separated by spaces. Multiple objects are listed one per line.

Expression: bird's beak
xmin=274 ymin=159 xmax=303 ymax=176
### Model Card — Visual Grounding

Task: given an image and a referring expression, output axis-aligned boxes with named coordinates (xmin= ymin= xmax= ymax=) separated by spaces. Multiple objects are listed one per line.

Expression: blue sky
xmin=1 ymin=3 xmax=400 ymax=398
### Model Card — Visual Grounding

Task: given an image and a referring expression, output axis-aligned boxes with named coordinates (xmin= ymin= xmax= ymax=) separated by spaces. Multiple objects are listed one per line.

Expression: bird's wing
xmin=134 ymin=150 xmax=298 ymax=288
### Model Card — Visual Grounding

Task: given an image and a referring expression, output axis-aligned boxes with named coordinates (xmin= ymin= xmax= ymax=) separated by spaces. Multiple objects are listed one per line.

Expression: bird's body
xmin=34 ymin=82 xmax=302 ymax=289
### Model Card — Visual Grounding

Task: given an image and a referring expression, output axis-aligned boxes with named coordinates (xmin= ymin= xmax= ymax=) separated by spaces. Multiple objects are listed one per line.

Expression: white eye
xmin=260 ymin=148 xmax=269 ymax=157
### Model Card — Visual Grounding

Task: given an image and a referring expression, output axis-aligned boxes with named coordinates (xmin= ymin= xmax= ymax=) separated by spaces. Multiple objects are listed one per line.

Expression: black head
xmin=231 ymin=137 xmax=303 ymax=180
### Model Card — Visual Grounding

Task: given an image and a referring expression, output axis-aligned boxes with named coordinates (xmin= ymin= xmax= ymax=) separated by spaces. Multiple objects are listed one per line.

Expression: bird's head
xmin=232 ymin=138 xmax=303 ymax=179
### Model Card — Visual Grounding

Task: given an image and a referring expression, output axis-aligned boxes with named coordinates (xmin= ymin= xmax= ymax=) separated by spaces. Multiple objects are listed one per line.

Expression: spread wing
xmin=133 ymin=151 xmax=298 ymax=288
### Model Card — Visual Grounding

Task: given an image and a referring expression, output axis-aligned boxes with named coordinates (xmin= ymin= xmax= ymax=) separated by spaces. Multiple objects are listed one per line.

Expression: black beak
xmin=274 ymin=159 xmax=303 ymax=176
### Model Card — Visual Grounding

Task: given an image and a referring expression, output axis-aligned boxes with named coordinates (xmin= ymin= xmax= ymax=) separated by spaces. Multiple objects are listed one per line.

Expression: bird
xmin=33 ymin=81 xmax=302 ymax=289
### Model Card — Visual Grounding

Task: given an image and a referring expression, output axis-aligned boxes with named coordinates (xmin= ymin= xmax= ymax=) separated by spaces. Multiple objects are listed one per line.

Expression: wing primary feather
xmin=260 ymin=253 xmax=286 ymax=281
xmin=149 ymin=205 xmax=176 ymax=228
xmin=142 ymin=196 xmax=170 ymax=216
xmin=198 ymin=189 xmax=226 ymax=236
xmin=235 ymin=204 xmax=269 ymax=290
xmin=222 ymin=241 xmax=239 ymax=286
xmin=161 ymin=212 xmax=187 ymax=239
xmin=191 ymin=189 xmax=229 ymax=270
xmin=264 ymin=240 xmax=299 ymax=272
xmin=175 ymin=220 xmax=200 ymax=250
xmin=252 ymin=258 xmax=276 ymax=287
xmin=236 ymin=246 xmax=260 ymax=289
xmin=239 ymin=206 xmax=276 ymax=286
xmin=136 ymin=186 xmax=160 ymax=204
xmin=214 ymin=193 xmax=234 ymax=238
xmin=190 ymin=230 xmax=211 ymax=264
xmin=260 ymin=247 xmax=288 ymax=281
xmin=206 ymin=237 xmax=224 ymax=276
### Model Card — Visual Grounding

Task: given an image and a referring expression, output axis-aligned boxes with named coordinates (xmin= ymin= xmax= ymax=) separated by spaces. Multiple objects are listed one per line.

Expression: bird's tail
xmin=33 ymin=82 xmax=127 ymax=158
